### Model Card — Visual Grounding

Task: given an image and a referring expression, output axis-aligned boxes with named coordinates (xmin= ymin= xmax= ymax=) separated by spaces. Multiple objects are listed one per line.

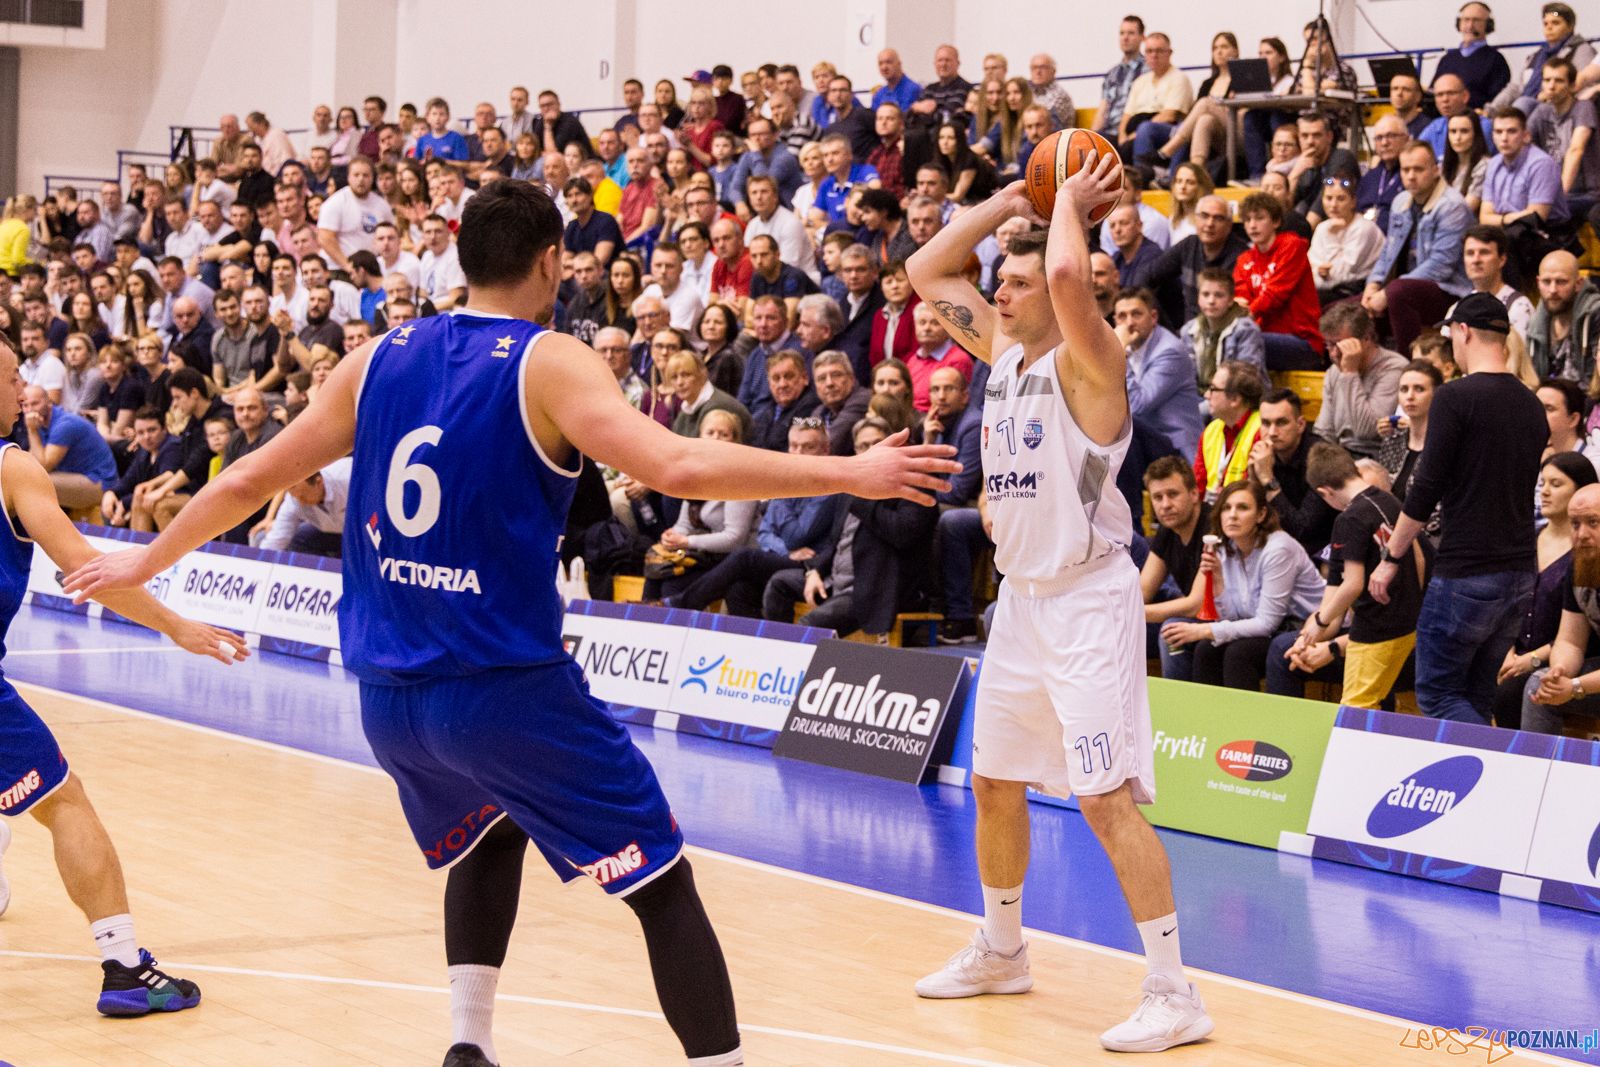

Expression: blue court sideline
xmin=6 ymin=604 xmax=1598 ymax=1060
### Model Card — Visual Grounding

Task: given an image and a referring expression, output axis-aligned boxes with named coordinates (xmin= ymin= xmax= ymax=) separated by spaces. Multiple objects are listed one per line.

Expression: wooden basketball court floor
xmin=0 ymin=608 xmax=1589 ymax=1066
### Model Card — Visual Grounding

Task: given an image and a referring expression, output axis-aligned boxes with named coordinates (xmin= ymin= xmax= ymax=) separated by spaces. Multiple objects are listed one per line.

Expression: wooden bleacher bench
xmin=1271 ymin=370 xmax=1325 ymax=423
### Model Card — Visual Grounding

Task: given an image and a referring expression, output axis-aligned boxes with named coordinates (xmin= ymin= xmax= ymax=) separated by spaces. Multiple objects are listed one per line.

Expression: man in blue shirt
xmin=814 ymin=135 xmax=880 ymax=221
xmin=733 ymin=118 xmax=804 ymax=210
xmin=870 ymin=48 xmax=922 ymax=113
xmin=412 ymin=97 xmax=471 ymax=167
xmin=22 ymin=386 xmax=117 ymax=509
xmin=561 ymin=178 xmax=624 ymax=266
xmin=1114 ymin=288 xmax=1205 ymax=461
xmin=1419 ymin=74 xmax=1494 ymax=160
xmin=1482 ymin=106 xmax=1569 ymax=285
xmin=665 ymin=418 xmax=838 ymax=616
xmin=1431 ymin=2 xmax=1511 ymax=111
xmin=1093 ymin=17 xmax=1149 ymax=137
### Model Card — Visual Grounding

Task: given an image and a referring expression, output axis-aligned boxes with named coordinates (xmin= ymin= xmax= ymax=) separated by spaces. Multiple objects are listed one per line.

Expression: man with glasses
xmin=1358 ymin=115 xmax=1411 ymax=232
xmin=1146 ymin=194 xmax=1248 ymax=325
xmin=1119 ymin=32 xmax=1193 ymax=164
xmin=1419 ymin=74 xmax=1494 ymax=161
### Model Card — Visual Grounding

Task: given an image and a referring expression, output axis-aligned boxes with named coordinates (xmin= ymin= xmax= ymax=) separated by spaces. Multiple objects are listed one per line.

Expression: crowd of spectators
xmin=8 ymin=7 xmax=1600 ymax=735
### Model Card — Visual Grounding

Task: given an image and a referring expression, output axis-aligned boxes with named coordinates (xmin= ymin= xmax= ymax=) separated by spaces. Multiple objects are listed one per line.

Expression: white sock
xmin=687 ymin=1049 xmax=743 ymax=1066
xmin=1136 ymin=912 xmax=1185 ymax=988
xmin=981 ymin=882 xmax=1024 ymax=955
xmin=90 ymin=913 xmax=140 ymax=968
xmin=449 ymin=964 xmax=500 ymax=1064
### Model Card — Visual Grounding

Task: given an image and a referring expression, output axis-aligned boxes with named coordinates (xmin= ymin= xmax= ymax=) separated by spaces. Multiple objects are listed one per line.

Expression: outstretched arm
xmin=8 ymin=449 xmax=248 ymax=662
xmin=1045 ymin=150 xmax=1126 ymax=392
xmin=525 ymin=333 xmax=960 ymax=505
xmin=63 ymin=340 xmax=371 ymax=598
xmin=905 ymin=181 xmax=1039 ymax=364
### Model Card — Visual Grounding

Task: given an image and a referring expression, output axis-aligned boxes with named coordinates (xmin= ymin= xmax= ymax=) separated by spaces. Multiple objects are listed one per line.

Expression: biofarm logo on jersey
xmin=985 ymin=469 xmax=1044 ymax=499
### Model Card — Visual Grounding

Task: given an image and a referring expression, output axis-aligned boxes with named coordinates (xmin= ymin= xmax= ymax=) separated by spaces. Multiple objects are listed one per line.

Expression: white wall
xmin=16 ymin=0 xmax=1546 ymax=198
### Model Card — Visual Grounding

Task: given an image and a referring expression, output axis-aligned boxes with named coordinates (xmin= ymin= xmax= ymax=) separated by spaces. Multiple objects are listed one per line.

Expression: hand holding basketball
xmin=1055 ymin=146 xmax=1122 ymax=225
xmin=1022 ymin=128 xmax=1124 ymax=224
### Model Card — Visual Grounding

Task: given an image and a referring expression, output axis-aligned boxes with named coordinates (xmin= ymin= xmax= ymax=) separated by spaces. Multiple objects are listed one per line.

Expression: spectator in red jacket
xmin=1233 ymin=191 xmax=1326 ymax=370
xmin=869 ymin=259 xmax=920 ymax=368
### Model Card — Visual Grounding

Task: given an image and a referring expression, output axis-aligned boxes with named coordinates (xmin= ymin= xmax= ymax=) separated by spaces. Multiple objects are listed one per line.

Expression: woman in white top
xmin=1307 ymin=174 xmax=1385 ymax=304
xmin=642 ymin=408 xmax=761 ymax=602
xmin=791 ymin=142 xmax=827 ymax=243
xmin=1161 ymin=479 xmax=1325 ymax=690
xmin=675 ymin=222 xmax=716 ymax=306
xmin=1166 ymin=163 xmax=1214 ymax=244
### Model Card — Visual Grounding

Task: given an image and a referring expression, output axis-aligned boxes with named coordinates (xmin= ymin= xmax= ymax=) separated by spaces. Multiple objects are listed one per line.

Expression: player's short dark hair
xmin=348 ymin=250 xmax=382 ymax=276
xmin=562 ymin=177 xmax=593 ymax=197
xmin=1260 ymin=386 xmax=1303 ymax=414
xmin=457 ymin=179 xmax=564 ymax=289
xmin=1491 ymin=106 xmax=1526 ymax=129
xmin=1306 ymin=441 xmax=1361 ymax=490
xmin=1123 ymin=14 xmax=1145 ymax=31
xmin=1197 ymin=266 xmax=1233 ymax=289
xmin=856 ymin=188 xmax=902 ymax=218
xmin=132 ymin=406 xmax=165 ymax=426
xmin=1143 ymin=455 xmax=1196 ymax=490
xmin=212 ymin=288 xmax=239 ymax=305
xmin=169 ymin=367 xmax=208 ymax=396
xmin=157 ymin=255 xmax=184 ymax=272
xmin=1005 ymin=228 xmax=1048 ymax=267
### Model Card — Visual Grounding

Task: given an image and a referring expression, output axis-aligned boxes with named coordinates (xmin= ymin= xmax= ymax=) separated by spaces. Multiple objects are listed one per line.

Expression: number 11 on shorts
xmin=1074 ymin=733 xmax=1111 ymax=774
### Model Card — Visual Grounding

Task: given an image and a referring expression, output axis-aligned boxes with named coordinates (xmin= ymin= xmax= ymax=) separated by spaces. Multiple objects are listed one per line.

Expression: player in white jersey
xmin=904 ymin=157 xmax=1214 ymax=1052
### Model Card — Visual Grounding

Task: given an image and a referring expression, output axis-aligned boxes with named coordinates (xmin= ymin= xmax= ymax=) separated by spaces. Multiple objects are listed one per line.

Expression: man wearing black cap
xmin=1368 ymin=292 xmax=1549 ymax=726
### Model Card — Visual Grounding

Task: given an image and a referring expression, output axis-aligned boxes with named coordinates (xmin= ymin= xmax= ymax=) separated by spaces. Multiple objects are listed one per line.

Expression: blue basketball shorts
xmin=359 ymin=659 xmax=683 ymax=895
xmin=0 ymin=681 xmax=70 ymax=817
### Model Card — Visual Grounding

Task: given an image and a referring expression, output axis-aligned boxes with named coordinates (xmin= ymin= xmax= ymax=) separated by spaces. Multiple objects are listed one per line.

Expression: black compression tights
xmin=444 ymin=816 xmax=527 ymax=968
xmin=624 ymin=858 xmax=741 ymax=1059
xmin=444 ymin=822 xmax=740 ymax=1060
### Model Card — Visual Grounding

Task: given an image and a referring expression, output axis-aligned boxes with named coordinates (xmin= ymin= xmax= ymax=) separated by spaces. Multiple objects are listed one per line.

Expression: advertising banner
xmin=254 ymin=557 xmax=342 ymax=648
xmin=666 ymin=626 xmax=817 ymax=731
xmin=1140 ymin=680 xmax=1338 ymax=849
xmin=1307 ymin=727 xmax=1551 ymax=874
xmin=562 ymin=610 xmax=688 ymax=711
xmin=773 ymin=639 xmax=971 ymax=784
xmin=1525 ymin=758 xmax=1600 ymax=890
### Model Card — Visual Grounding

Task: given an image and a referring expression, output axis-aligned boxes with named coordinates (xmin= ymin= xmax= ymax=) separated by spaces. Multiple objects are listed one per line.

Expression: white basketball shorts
xmin=972 ymin=550 xmax=1156 ymax=803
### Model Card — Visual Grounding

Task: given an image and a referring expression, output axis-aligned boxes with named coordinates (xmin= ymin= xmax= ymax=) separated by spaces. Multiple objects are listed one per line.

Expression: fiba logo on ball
xmin=1365 ymin=755 xmax=1483 ymax=839
xmin=1023 ymin=418 xmax=1044 ymax=450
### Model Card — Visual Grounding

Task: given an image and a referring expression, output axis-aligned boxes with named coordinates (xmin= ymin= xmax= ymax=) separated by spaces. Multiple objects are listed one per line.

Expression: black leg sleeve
xmin=444 ymin=816 xmax=529 ymax=968
xmin=623 ymin=859 xmax=740 ymax=1059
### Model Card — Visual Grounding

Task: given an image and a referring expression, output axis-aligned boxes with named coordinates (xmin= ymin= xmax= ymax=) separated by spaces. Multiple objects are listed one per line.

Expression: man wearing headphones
xmin=1432 ymin=3 xmax=1512 ymax=111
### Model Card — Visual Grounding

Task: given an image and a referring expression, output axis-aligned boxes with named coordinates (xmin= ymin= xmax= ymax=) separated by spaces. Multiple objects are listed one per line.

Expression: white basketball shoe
xmin=914 ymin=928 xmax=1032 ymax=998
xmin=1099 ymin=974 xmax=1215 ymax=1052
xmin=0 ymin=817 xmax=11 ymax=917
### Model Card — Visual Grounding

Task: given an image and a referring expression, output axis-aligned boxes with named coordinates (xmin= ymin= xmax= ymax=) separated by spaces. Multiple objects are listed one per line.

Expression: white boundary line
xmin=11 ymin=680 xmax=1571 ymax=1066
xmin=6 ymin=647 xmax=184 ymax=657
xmin=0 ymin=949 xmax=1031 ymax=1067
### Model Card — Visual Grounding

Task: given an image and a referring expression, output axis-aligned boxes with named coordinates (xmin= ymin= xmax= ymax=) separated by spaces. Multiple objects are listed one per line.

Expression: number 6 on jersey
xmin=387 ymin=426 xmax=443 ymax=538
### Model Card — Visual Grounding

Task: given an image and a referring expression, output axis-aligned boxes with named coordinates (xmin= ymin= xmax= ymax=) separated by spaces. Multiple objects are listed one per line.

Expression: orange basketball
xmin=1023 ymin=128 xmax=1122 ymax=224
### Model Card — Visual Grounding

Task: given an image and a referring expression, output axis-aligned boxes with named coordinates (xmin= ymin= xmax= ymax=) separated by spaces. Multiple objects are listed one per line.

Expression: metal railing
xmin=70 ymin=38 xmax=1539 ymax=201
xmin=42 ymin=174 xmax=116 ymax=202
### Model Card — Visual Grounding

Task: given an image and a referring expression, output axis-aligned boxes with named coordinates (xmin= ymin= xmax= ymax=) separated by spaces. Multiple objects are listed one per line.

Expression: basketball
xmin=1023 ymin=128 xmax=1122 ymax=224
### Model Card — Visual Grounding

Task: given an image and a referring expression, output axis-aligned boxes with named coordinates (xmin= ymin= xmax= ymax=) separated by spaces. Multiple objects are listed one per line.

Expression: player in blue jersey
xmin=0 ymin=345 xmax=250 ymax=1016
xmin=65 ymin=179 xmax=961 ymax=1067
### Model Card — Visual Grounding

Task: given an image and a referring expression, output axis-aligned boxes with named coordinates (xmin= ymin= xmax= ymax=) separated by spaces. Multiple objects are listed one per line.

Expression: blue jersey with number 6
xmin=342 ymin=309 xmax=579 ymax=684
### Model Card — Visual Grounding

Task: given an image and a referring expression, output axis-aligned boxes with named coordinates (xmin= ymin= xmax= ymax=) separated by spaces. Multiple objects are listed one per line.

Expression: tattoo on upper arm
xmin=932 ymin=300 xmax=980 ymax=342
